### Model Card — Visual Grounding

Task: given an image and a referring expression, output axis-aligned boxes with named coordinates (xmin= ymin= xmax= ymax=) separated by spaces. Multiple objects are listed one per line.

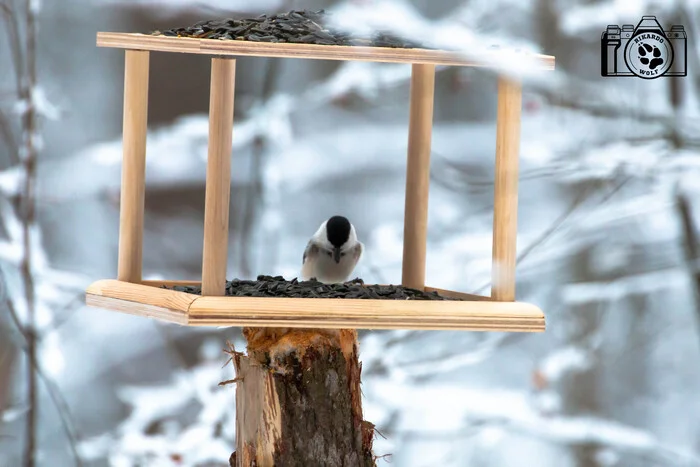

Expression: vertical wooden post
xmin=202 ymin=58 xmax=235 ymax=296
xmin=491 ymin=76 xmax=522 ymax=301
xmin=401 ymin=64 xmax=435 ymax=291
xmin=117 ymin=50 xmax=150 ymax=283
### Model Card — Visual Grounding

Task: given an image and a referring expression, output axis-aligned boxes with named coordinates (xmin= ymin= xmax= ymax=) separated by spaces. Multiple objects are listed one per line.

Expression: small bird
xmin=301 ymin=215 xmax=364 ymax=283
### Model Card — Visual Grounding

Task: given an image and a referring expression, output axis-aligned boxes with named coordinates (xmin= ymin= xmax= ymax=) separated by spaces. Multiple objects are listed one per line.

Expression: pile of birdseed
xmin=165 ymin=275 xmax=460 ymax=301
xmin=150 ymin=9 xmax=424 ymax=48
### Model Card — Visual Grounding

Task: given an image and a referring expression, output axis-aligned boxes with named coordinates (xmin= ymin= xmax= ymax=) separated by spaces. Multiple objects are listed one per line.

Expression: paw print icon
xmin=637 ymin=43 xmax=664 ymax=70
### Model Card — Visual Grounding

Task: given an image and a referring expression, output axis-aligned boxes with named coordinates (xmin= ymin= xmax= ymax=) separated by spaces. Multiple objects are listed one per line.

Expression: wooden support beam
xmin=117 ymin=50 xmax=150 ymax=283
xmin=201 ymin=58 xmax=235 ymax=296
xmin=402 ymin=64 xmax=435 ymax=291
xmin=491 ymin=76 xmax=522 ymax=301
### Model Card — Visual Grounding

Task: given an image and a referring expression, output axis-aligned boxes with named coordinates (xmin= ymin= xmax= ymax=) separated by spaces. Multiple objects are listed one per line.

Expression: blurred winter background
xmin=2 ymin=0 xmax=700 ymax=465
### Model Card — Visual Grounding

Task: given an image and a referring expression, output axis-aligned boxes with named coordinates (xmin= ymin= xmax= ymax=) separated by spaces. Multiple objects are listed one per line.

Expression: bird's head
xmin=316 ymin=215 xmax=358 ymax=263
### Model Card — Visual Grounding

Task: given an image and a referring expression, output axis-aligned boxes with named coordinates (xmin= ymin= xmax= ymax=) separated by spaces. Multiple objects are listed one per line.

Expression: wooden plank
xmin=189 ymin=319 xmax=542 ymax=332
xmin=86 ymin=279 xmax=197 ymax=313
xmin=96 ymin=33 xmax=556 ymax=70
xmin=424 ymin=286 xmax=492 ymax=301
xmin=491 ymin=76 xmax=522 ymax=301
xmin=188 ymin=296 xmax=545 ymax=331
xmin=201 ymin=58 xmax=235 ymax=296
xmin=117 ymin=50 xmax=150 ymax=283
xmin=402 ymin=64 xmax=435 ymax=291
xmin=86 ymin=294 xmax=188 ymax=325
xmin=188 ymin=295 xmax=543 ymax=318
xmin=141 ymin=280 xmax=202 ymax=287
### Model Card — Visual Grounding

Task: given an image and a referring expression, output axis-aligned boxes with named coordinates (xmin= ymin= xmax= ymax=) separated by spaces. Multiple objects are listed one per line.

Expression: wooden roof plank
xmin=97 ymin=32 xmax=555 ymax=69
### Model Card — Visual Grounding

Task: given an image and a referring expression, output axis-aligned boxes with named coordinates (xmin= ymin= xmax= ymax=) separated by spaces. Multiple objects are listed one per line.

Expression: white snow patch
xmin=41 ymin=331 xmax=65 ymax=376
xmin=561 ymin=267 xmax=689 ymax=304
xmin=0 ymin=166 xmax=24 ymax=196
xmin=540 ymin=346 xmax=593 ymax=381
xmin=32 ymin=86 xmax=60 ymax=120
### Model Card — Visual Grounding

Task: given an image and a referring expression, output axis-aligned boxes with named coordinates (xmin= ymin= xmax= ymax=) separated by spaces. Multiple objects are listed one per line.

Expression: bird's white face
xmin=312 ymin=221 xmax=359 ymax=255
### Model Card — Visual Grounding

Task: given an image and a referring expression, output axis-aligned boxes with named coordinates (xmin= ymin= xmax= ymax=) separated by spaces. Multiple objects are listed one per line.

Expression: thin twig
xmin=0 ymin=0 xmax=24 ymax=96
xmin=472 ymin=176 xmax=632 ymax=295
xmin=674 ymin=185 xmax=700 ymax=339
xmin=44 ymin=292 xmax=86 ymax=333
xmin=218 ymin=378 xmax=243 ymax=387
xmin=0 ymin=109 xmax=19 ymax=163
xmin=19 ymin=0 xmax=39 ymax=464
xmin=3 ymin=298 xmax=83 ymax=467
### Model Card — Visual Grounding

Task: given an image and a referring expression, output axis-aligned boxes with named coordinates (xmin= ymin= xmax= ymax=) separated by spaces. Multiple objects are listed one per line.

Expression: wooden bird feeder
xmin=85 ymin=32 xmax=555 ymax=333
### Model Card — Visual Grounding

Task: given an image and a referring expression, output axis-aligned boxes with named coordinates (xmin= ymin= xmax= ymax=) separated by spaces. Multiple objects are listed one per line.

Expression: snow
xmin=562 ymin=267 xmax=690 ymax=304
xmin=560 ymin=0 xmax=681 ymax=36
xmin=32 ymin=86 xmax=60 ymax=121
xmin=329 ymin=0 xmax=545 ymax=77
xmin=0 ymin=167 xmax=23 ymax=197
xmin=1 ymin=405 xmax=29 ymax=423
xmin=29 ymin=0 xmax=41 ymax=15
xmin=539 ymin=346 xmax=593 ymax=382
xmin=364 ymin=378 xmax=700 ymax=464
xmin=314 ymin=61 xmax=412 ymax=102
xmin=79 ymin=357 xmax=237 ymax=465
xmin=41 ymin=330 xmax=66 ymax=376
xmin=12 ymin=87 xmax=61 ymax=121
xmin=101 ymin=0 xmax=284 ymax=16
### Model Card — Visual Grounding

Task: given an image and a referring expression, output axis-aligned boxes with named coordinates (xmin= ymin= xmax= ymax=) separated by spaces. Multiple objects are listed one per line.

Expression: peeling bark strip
xmin=231 ymin=328 xmax=375 ymax=467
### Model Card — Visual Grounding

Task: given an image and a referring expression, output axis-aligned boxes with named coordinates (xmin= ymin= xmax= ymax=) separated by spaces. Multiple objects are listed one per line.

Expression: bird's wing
xmin=352 ymin=241 xmax=364 ymax=262
xmin=302 ymin=240 xmax=319 ymax=264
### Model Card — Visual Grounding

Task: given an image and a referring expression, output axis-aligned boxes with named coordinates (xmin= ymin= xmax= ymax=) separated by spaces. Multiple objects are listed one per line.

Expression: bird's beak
xmin=333 ymin=247 xmax=341 ymax=263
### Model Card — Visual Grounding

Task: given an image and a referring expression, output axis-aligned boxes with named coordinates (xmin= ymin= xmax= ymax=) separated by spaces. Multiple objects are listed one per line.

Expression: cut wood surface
xmin=86 ymin=279 xmax=196 ymax=312
xmin=96 ymin=32 xmax=555 ymax=69
xmin=232 ymin=329 xmax=375 ymax=466
xmin=86 ymin=295 xmax=188 ymax=325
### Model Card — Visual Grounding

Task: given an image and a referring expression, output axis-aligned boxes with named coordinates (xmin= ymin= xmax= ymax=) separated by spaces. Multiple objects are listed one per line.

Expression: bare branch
xmin=674 ymin=185 xmax=700 ymax=354
xmin=44 ymin=292 xmax=86 ymax=333
xmin=20 ymin=0 xmax=39 ymax=461
xmin=0 ymin=0 xmax=24 ymax=96
xmin=472 ymin=175 xmax=632 ymax=295
xmin=3 ymin=298 xmax=83 ymax=467
xmin=0 ymin=109 xmax=19 ymax=163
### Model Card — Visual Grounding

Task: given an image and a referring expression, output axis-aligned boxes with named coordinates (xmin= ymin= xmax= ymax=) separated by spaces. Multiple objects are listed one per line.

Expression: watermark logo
xmin=601 ymin=15 xmax=686 ymax=78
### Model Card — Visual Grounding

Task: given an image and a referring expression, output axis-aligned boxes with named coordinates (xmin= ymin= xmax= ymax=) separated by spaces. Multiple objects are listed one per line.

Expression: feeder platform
xmin=87 ymin=31 xmax=554 ymax=332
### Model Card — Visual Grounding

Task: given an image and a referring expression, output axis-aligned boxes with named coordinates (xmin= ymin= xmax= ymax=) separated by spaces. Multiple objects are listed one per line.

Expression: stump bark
xmin=229 ymin=327 xmax=376 ymax=467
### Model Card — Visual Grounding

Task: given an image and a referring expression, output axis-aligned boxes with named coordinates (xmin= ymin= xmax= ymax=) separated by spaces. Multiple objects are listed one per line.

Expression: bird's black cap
xmin=325 ymin=215 xmax=351 ymax=248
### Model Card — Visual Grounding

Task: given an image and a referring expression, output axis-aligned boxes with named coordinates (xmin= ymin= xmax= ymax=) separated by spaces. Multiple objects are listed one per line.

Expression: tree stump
xmin=228 ymin=327 xmax=376 ymax=467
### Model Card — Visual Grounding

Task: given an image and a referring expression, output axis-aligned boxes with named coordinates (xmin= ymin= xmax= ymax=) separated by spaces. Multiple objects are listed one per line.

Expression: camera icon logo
xmin=601 ymin=15 xmax=687 ymax=78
